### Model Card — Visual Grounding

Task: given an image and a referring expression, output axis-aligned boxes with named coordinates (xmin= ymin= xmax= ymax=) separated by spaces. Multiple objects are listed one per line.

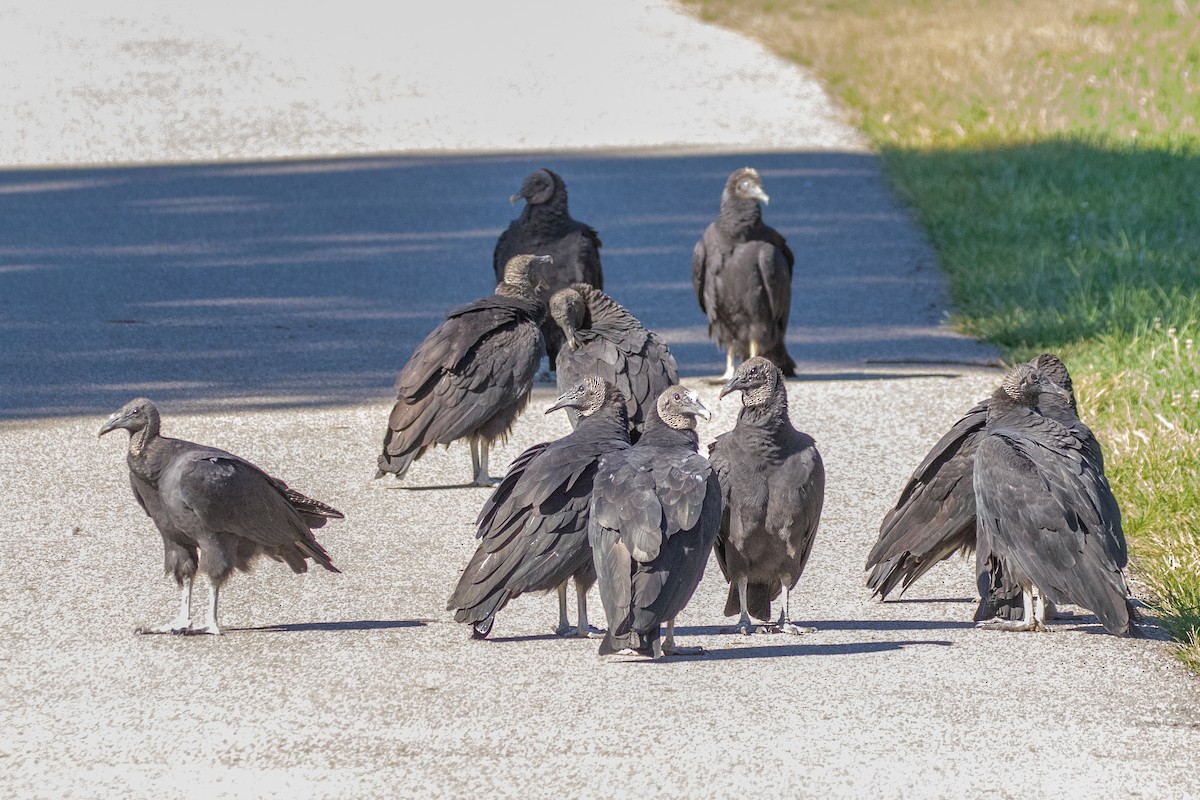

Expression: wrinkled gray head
xmin=656 ymin=385 xmax=711 ymax=430
xmin=1031 ymin=353 xmax=1077 ymax=411
xmin=719 ymin=356 xmax=781 ymax=407
xmin=502 ymin=253 xmax=553 ymax=288
xmin=1001 ymin=363 xmax=1067 ymax=407
xmin=724 ymin=167 xmax=769 ymax=205
xmin=549 ymin=287 xmax=587 ymax=350
xmin=98 ymin=397 xmax=160 ymax=437
xmin=546 ymin=375 xmax=622 ymax=418
xmin=511 ymin=168 xmax=564 ymax=207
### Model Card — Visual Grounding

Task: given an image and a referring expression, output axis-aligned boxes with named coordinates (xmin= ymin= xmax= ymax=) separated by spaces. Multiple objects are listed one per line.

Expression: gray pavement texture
xmin=3 ymin=3 xmax=1200 ymax=800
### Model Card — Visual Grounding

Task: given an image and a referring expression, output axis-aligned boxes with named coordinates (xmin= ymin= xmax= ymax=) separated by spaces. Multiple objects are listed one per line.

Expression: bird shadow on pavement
xmin=878 ymin=597 xmax=975 ymax=605
xmin=676 ymin=618 xmax=975 ymax=636
xmin=393 ymin=482 xmax=494 ymax=492
xmin=233 ymin=619 xmax=428 ymax=633
xmin=626 ymin=639 xmax=954 ymax=663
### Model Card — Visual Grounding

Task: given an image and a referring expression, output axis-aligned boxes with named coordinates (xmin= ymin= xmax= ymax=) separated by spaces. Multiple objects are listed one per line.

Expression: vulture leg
xmin=553 ymin=582 xmax=572 ymax=636
xmin=749 ymin=340 xmax=759 ymax=358
xmin=572 ymin=578 xmax=603 ymax=638
xmin=661 ymin=619 xmax=705 ymax=657
xmin=191 ymin=576 xmax=223 ymax=635
xmin=720 ymin=347 xmax=736 ymax=382
xmin=135 ymin=575 xmax=193 ymax=635
xmin=976 ymin=586 xmax=1048 ymax=633
xmin=723 ymin=577 xmax=755 ymax=635
xmin=774 ymin=582 xmax=816 ymax=636
xmin=471 ymin=438 xmax=501 ymax=487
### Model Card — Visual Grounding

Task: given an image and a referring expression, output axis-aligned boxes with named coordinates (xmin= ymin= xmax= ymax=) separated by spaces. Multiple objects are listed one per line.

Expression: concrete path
xmin=2 ymin=3 xmax=1198 ymax=799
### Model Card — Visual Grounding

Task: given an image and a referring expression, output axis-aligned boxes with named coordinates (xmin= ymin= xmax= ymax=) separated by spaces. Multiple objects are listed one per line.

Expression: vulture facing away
xmin=692 ymin=167 xmax=796 ymax=379
xmin=493 ymin=168 xmax=604 ymax=364
xmin=100 ymin=398 xmax=341 ymax=635
xmin=709 ymin=358 xmax=824 ymax=635
xmin=865 ymin=354 xmax=1088 ymax=622
xmin=973 ymin=363 xmax=1133 ymax=635
xmin=549 ymin=283 xmax=679 ymax=442
xmin=589 ymin=386 xmax=722 ymax=658
xmin=447 ymin=377 xmax=631 ymax=638
xmin=377 ymin=254 xmax=550 ymax=487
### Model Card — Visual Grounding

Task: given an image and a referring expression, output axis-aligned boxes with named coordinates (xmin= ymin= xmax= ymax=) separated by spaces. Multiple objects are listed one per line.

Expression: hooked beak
xmin=1039 ymin=379 xmax=1071 ymax=401
xmin=509 ymin=192 xmax=523 ymax=205
xmin=98 ymin=413 xmax=121 ymax=437
xmin=749 ymin=185 xmax=769 ymax=205
xmin=684 ymin=392 xmax=712 ymax=421
xmin=719 ymin=374 xmax=749 ymax=399
xmin=545 ymin=387 xmax=583 ymax=415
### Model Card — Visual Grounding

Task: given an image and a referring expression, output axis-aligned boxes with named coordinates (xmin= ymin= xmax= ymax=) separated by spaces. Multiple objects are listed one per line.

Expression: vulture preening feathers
xmin=693 ymin=167 xmax=796 ymax=379
xmin=709 ymin=357 xmax=824 ymax=635
xmin=447 ymin=377 xmax=631 ymax=639
xmin=100 ymin=398 xmax=341 ymax=635
xmin=377 ymin=254 xmax=550 ymax=487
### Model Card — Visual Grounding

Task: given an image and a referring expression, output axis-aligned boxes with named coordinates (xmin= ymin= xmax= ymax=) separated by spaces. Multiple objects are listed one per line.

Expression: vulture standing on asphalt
xmin=493 ymin=168 xmax=604 ymax=364
xmin=549 ymin=283 xmax=679 ymax=441
xmin=589 ymin=386 xmax=722 ymax=658
xmin=973 ymin=363 xmax=1133 ymax=635
xmin=447 ymin=377 xmax=631 ymax=638
xmin=99 ymin=398 xmax=342 ymax=635
xmin=377 ymin=254 xmax=551 ymax=486
xmin=865 ymin=354 xmax=1086 ymax=622
xmin=692 ymin=167 xmax=796 ymax=379
xmin=709 ymin=358 xmax=824 ymax=635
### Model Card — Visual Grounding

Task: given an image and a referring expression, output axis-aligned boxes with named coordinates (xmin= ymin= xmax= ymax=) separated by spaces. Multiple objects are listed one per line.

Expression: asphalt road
xmin=2 ymin=3 xmax=1199 ymax=799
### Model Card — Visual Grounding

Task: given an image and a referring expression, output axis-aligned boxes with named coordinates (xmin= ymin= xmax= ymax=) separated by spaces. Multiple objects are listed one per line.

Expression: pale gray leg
xmin=573 ymin=579 xmax=603 ymax=638
xmin=472 ymin=439 xmax=501 ymax=487
xmin=135 ymin=575 xmax=193 ymax=634
xmin=749 ymin=340 xmax=759 ymax=358
xmin=722 ymin=576 xmax=755 ymax=635
xmin=662 ymin=619 xmax=705 ymax=657
xmin=191 ymin=576 xmax=223 ymax=635
xmin=720 ymin=347 xmax=736 ymax=381
xmin=774 ymin=582 xmax=816 ymax=635
xmin=553 ymin=583 xmax=572 ymax=636
xmin=977 ymin=586 xmax=1047 ymax=632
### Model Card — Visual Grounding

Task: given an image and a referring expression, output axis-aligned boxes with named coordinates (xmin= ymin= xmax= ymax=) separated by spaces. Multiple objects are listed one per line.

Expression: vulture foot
xmin=774 ymin=622 xmax=816 ymax=636
xmin=975 ymin=618 xmax=1049 ymax=633
xmin=134 ymin=621 xmax=192 ymax=635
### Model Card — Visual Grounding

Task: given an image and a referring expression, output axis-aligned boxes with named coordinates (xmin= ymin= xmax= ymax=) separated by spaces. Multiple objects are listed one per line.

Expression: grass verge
xmin=685 ymin=0 xmax=1200 ymax=665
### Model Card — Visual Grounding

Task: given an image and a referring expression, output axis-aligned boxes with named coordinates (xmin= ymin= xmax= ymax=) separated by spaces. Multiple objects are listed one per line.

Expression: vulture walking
xmin=493 ymin=168 xmax=604 ymax=364
xmin=973 ymin=363 xmax=1133 ymax=635
xmin=549 ymin=283 xmax=679 ymax=441
xmin=589 ymin=386 xmax=722 ymax=658
xmin=447 ymin=377 xmax=631 ymax=639
xmin=377 ymin=254 xmax=550 ymax=486
xmin=692 ymin=167 xmax=795 ymax=379
xmin=709 ymin=358 xmax=824 ymax=635
xmin=866 ymin=354 xmax=1091 ymax=622
xmin=99 ymin=398 xmax=341 ymax=635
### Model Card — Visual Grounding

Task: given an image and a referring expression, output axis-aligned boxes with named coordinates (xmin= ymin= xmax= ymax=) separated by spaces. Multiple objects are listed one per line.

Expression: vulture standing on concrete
xmin=709 ymin=358 xmax=824 ymax=635
xmin=692 ymin=167 xmax=796 ymax=379
xmin=447 ymin=377 xmax=631 ymax=638
xmin=865 ymin=354 xmax=1087 ymax=622
xmin=589 ymin=386 xmax=722 ymax=658
xmin=549 ymin=283 xmax=679 ymax=441
xmin=493 ymin=168 xmax=604 ymax=364
xmin=973 ymin=363 xmax=1133 ymax=635
xmin=99 ymin=398 xmax=341 ymax=635
xmin=377 ymin=254 xmax=551 ymax=486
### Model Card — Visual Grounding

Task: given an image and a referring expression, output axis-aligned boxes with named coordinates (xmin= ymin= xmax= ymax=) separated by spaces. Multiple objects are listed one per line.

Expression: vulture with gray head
xmin=549 ymin=283 xmax=679 ymax=442
xmin=866 ymin=354 xmax=1093 ymax=623
xmin=493 ymin=168 xmax=604 ymax=364
xmin=588 ymin=385 xmax=722 ymax=658
xmin=377 ymin=254 xmax=550 ymax=487
xmin=99 ymin=398 xmax=341 ymax=635
xmin=708 ymin=357 xmax=824 ymax=635
xmin=973 ymin=363 xmax=1133 ymax=635
xmin=692 ymin=167 xmax=795 ymax=379
xmin=447 ymin=377 xmax=631 ymax=639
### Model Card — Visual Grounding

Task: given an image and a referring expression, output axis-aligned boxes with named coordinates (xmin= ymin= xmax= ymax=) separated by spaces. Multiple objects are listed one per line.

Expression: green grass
xmin=686 ymin=0 xmax=1200 ymax=664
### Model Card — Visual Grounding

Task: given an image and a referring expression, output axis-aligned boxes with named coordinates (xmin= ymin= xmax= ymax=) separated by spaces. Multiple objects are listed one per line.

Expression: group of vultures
xmin=99 ymin=166 xmax=1137 ymax=658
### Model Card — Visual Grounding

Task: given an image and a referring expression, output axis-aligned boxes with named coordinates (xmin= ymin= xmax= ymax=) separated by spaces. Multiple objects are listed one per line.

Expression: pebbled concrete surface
xmin=2 ymin=3 xmax=1199 ymax=799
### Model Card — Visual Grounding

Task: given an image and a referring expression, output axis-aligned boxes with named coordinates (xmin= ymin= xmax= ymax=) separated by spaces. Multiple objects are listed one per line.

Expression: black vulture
xmin=865 ymin=354 xmax=1089 ymax=622
xmin=589 ymin=385 xmax=722 ymax=658
xmin=973 ymin=363 xmax=1133 ymax=635
xmin=709 ymin=357 xmax=824 ymax=635
xmin=99 ymin=398 xmax=341 ymax=635
xmin=377 ymin=254 xmax=551 ymax=487
xmin=692 ymin=167 xmax=796 ymax=379
xmin=493 ymin=168 xmax=604 ymax=365
xmin=549 ymin=283 xmax=679 ymax=441
xmin=446 ymin=376 xmax=631 ymax=639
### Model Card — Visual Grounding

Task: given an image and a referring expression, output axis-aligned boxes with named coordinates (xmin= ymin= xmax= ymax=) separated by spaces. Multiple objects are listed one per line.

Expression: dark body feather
xmin=377 ymin=255 xmax=548 ymax=485
xmin=493 ymin=169 xmax=603 ymax=364
xmin=551 ymin=283 xmax=679 ymax=441
xmin=973 ymin=365 xmax=1132 ymax=635
xmin=709 ymin=358 xmax=824 ymax=630
xmin=866 ymin=354 xmax=1093 ymax=622
xmin=692 ymin=167 xmax=795 ymax=376
xmin=100 ymin=398 xmax=340 ymax=634
xmin=447 ymin=378 xmax=631 ymax=637
xmin=588 ymin=387 xmax=721 ymax=657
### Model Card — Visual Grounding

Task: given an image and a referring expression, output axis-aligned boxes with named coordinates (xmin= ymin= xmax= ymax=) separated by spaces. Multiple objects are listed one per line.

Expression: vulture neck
xmin=985 ymin=386 xmax=1035 ymax=430
xmin=717 ymin=194 xmax=762 ymax=238
xmin=578 ymin=285 xmax=636 ymax=332
xmin=521 ymin=194 xmax=571 ymax=234
xmin=639 ymin=416 xmax=699 ymax=453
xmin=575 ymin=400 xmax=632 ymax=444
xmin=739 ymin=385 xmax=792 ymax=433
xmin=495 ymin=281 xmax=542 ymax=307
xmin=126 ymin=417 xmax=162 ymax=472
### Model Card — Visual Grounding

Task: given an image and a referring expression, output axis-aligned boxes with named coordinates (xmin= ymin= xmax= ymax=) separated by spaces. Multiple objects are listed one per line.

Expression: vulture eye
xmin=673 ymin=392 xmax=682 ymax=401
xmin=131 ymin=408 xmax=141 ymax=415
